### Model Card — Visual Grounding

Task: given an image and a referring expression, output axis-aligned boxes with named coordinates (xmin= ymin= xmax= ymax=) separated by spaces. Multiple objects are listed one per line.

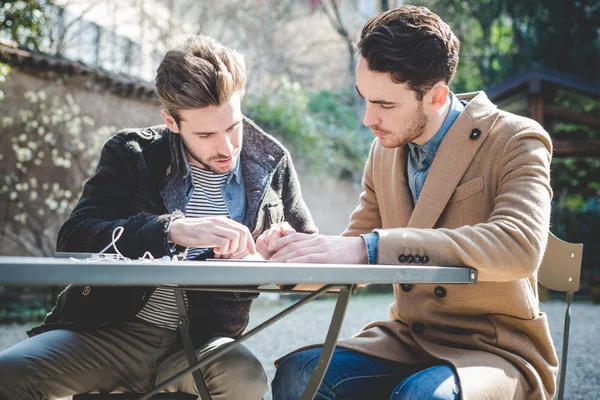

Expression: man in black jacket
xmin=0 ymin=35 xmax=316 ymax=400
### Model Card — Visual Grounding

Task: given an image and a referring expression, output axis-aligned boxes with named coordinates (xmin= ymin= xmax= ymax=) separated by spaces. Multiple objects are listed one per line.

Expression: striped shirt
xmin=136 ymin=164 xmax=230 ymax=330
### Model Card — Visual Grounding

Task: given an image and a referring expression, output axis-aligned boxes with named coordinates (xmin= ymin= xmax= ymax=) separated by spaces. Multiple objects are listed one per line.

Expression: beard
xmin=374 ymin=102 xmax=428 ymax=148
xmin=180 ymin=135 xmax=240 ymax=174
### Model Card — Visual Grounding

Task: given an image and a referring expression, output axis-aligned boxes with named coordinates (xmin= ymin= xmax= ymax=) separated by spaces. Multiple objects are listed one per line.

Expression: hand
xmin=268 ymin=233 xmax=368 ymax=264
xmin=256 ymin=222 xmax=296 ymax=259
xmin=168 ymin=216 xmax=255 ymax=256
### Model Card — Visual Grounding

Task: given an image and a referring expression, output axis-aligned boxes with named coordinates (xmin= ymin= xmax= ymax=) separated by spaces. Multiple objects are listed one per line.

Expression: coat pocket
xmin=448 ymin=177 xmax=484 ymax=204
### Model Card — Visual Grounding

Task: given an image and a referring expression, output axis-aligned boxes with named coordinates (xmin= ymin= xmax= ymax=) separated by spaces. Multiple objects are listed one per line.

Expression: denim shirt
xmin=362 ymin=93 xmax=465 ymax=264
xmin=180 ymin=140 xmax=247 ymax=223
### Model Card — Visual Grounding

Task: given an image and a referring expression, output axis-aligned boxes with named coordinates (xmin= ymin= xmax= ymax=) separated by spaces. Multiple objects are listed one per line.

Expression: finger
xmin=269 ymin=232 xmax=317 ymax=254
xmin=210 ymin=224 xmax=244 ymax=254
xmin=267 ymin=230 xmax=285 ymax=252
xmin=270 ymin=237 xmax=322 ymax=260
xmin=270 ymin=244 xmax=324 ymax=263
xmin=264 ymin=228 xmax=275 ymax=245
xmin=229 ymin=250 xmax=249 ymax=260
xmin=279 ymin=221 xmax=295 ymax=235
xmin=210 ymin=235 xmax=231 ymax=254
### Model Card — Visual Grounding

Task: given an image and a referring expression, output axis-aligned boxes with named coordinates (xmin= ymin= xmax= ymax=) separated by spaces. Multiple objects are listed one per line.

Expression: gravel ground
xmin=1 ymin=294 xmax=598 ymax=399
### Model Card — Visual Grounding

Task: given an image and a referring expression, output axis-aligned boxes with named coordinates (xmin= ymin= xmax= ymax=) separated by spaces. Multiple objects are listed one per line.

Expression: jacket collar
xmin=407 ymin=91 xmax=500 ymax=229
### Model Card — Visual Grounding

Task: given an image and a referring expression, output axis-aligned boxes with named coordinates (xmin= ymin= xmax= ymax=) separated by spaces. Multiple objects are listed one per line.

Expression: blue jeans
xmin=272 ymin=347 xmax=459 ymax=400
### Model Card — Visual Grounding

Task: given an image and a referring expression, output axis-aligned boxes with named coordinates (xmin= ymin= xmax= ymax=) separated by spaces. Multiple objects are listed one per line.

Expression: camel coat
xmin=337 ymin=92 xmax=559 ymax=400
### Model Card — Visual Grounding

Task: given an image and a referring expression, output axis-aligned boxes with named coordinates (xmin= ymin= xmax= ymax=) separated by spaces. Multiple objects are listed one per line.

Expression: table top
xmin=0 ymin=256 xmax=478 ymax=286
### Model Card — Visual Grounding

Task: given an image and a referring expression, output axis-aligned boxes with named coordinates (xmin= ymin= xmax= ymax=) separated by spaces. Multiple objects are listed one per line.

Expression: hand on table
xmin=256 ymin=222 xmax=296 ymax=260
xmin=268 ymin=233 xmax=368 ymax=264
xmin=168 ymin=216 xmax=255 ymax=257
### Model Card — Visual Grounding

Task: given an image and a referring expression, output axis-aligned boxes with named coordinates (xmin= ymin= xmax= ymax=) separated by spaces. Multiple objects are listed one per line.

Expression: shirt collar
xmin=228 ymin=157 xmax=242 ymax=184
xmin=409 ymin=92 xmax=464 ymax=160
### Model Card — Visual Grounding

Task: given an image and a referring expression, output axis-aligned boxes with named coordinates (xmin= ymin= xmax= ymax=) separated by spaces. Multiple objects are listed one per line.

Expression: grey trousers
xmin=0 ymin=321 xmax=267 ymax=400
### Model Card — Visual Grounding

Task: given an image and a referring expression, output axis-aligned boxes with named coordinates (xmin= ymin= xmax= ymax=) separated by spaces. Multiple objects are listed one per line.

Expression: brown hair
xmin=354 ymin=6 xmax=460 ymax=100
xmin=155 ymin=35 xmax=246 ymax=124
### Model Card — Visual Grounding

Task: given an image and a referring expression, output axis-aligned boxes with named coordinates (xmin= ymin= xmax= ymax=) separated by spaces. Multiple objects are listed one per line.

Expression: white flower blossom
xmin=25 ymin=91 xmax=38 ymax=103
xmin=14 ymin=213 xmax=27 ymax=224
xmin=38 ymin=90 xmax=47 ymax=101
xmin=45 ymin=198 xmax=58 ymax=210
xmin=2 ymin=116 xmax=13 ymax=128
xmin=9 ymin=192 xmax=17 ymax=201
xmin=30 ymin=191 xmax=38 ymax=201
xmin=15 ymin=147 xmax=33 ymax=162
xmin=30 ymin=177 xmax=38 ymax=188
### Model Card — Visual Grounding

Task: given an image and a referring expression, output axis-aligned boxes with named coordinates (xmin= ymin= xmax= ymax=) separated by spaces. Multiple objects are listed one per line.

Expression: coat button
xmin=469 ymin=129 xmax=481 ymax=140
xmin=406 ymin=255 xmax=415 ymax=263
xmin=412 ymin=322 xmax=425 ymax=335
xmin=421 ymin=256 xmax=430 ymax=264
xmin=82 ymin=286 xmax=91 ymax=296
xmin=413 ymin=255 xmax=421 ymax=263
xmin=234 ymin=292 xmax=241 ymax=298
xmin=398 ymin=254 xmax=407 ymax=263
xmin=166 ymin=165 xmax=172 ymax=175
xmin=401 ymin=284 xmax=414 ymax=292
xmin=434 ymin=286 xmax=447 ymax=298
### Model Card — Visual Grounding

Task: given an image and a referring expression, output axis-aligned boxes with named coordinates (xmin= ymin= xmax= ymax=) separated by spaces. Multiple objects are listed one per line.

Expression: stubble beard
xmin=377 ymin=102 xmax=428 ymax=149
xmin=180 ymin=135 xmax=239 ymax=174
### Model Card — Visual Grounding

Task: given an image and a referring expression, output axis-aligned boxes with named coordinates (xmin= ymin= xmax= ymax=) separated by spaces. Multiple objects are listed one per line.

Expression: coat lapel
xmin=407 ymin=92 xmax=499 ymax=229
xmin=390 ymin=145 xmax=414 ymax=227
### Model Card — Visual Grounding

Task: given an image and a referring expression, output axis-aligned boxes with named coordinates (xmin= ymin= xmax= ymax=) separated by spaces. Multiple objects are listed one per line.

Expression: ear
xmin=161 ymin=109 xmax=180 ymax=133
xmin=426 ymin=84 xmax=450 ymax=113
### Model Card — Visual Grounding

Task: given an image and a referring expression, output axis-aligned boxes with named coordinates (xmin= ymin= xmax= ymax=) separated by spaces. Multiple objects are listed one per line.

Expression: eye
xmin=195 ymin=133 xmax=212 ymax=138
xmin=380 ymin=104 xmax=394 ymax=110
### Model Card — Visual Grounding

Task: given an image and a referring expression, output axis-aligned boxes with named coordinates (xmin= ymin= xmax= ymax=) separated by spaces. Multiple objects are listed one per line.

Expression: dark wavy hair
xmin=354 ymin=6 xmax=460 ymax=100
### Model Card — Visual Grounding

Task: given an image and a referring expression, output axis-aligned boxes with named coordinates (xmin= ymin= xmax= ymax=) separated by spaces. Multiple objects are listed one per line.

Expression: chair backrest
xmin=538 ymin=232 xmax=582 ymax=293
xmin=537 ymin=231 xmax=583 ymax=400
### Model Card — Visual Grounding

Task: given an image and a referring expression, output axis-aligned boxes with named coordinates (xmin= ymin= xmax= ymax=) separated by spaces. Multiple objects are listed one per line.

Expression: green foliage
xmin=424 ymin=0 xmax=600 ymax=92
xmin=244 ymin=79 xmax=371 ymax=182
xmin=0 ymin=0 xmax=48 ymax=50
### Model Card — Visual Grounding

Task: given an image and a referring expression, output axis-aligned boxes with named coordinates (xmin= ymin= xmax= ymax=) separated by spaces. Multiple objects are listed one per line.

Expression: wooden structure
xmin=487 ymin=66 xmax=600 ymax=157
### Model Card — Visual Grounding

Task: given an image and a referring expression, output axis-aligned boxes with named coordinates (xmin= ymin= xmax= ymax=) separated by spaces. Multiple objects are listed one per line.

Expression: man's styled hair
xmin=355 ymin=6 xmax=460 ymax=100
xmin=155 ymin=35 xmax=246 ymax=124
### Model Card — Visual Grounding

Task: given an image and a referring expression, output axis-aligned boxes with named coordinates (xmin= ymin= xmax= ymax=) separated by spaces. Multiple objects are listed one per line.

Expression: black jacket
xmin=28 ymin=118 xmax=316 ymax=346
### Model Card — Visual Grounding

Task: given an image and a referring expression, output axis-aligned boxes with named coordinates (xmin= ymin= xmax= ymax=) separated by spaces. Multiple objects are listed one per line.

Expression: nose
xmin=362 ymin=103 xmax=379 ymax=128
xmin=216 ymin=132 xmax=233 ymax=156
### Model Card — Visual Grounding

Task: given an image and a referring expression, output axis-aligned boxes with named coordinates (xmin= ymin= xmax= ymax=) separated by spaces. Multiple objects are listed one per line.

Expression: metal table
xmin=0 ymin=256 xmax=477 ymax=400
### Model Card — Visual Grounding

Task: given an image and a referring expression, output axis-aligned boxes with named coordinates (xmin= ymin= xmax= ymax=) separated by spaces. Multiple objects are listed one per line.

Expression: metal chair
xmin=538 ymin=231 xmax=583 ymax=400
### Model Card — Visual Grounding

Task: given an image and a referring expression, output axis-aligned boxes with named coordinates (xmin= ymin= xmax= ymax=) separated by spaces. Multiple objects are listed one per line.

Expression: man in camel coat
xmin=265 ymin=5 xmax=558 ymax=400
